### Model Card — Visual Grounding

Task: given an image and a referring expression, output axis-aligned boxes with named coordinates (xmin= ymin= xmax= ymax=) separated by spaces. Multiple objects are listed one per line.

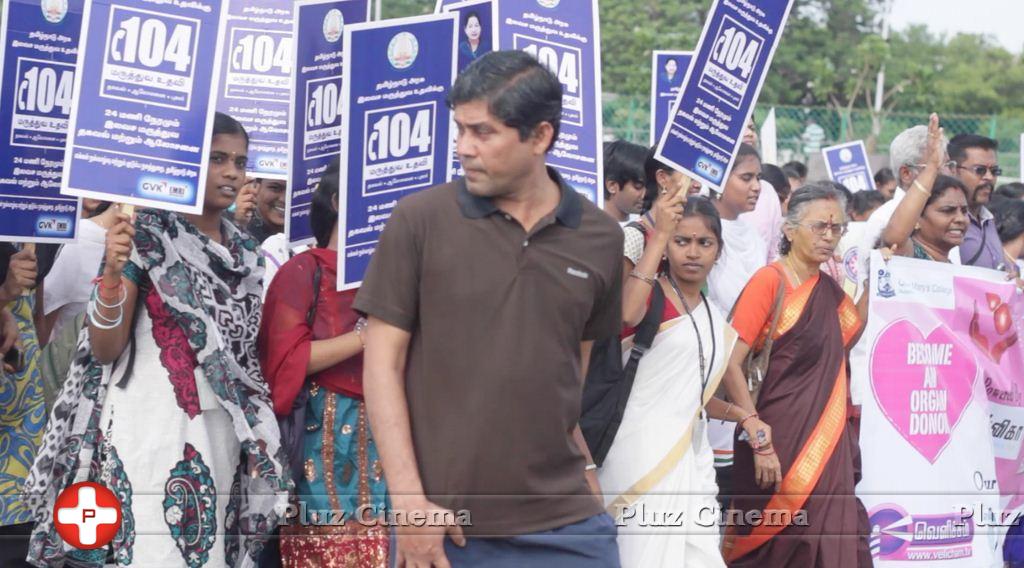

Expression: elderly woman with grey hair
xmin=723 ymin=183 xmax=869 ymax=567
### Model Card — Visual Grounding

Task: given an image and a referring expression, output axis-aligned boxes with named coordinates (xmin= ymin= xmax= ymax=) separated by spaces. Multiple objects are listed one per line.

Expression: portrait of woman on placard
xmin=660 ymin=57 xmax=681 ymax=89
xmin=457 ymin=8 xmax=491 ymax=72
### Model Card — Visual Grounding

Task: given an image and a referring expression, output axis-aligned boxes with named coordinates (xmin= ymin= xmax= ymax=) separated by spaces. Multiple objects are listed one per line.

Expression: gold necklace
xmin=784 ymin=255 xmax=805 ymax=287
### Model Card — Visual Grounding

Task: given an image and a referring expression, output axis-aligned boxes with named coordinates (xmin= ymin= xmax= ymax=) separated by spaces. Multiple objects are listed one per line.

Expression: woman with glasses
xmin=722 ymin=183 xmax=867 ymax=567
xmin=880 ymin=115 xmax=969 ymax=265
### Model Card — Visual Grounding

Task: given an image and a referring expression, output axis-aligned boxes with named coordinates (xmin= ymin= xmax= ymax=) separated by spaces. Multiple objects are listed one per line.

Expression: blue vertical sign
xmin=337 ymin=14 xmax=457 ymax=290
xmin=286 ymin=0 xmax=370 ymax=246
xmin=499 ymin=0 xmax=603 ymax=205
xmin=650 ymin=50 xmax=692 ymax=147
xmin=61 ymin=0 xmax=227 ymax=213
xmin=216 ymin=0 xmax=293 ymax=179
xmin=0 ymin=0 xmax=83 ymax=242
xmin=440 ymin=0 xmax=495 ymax=179
xmin=822 ymin=140 xmax=874 ymax=192
xmin=655 ymin=0 xmax=793 ymax=191
xmin=446 ymin=0 xmax=494 ymax=73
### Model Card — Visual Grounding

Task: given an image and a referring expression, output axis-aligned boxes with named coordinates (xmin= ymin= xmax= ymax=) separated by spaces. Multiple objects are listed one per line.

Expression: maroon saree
xmin=725 ymin=273 xmax=869 ymax=567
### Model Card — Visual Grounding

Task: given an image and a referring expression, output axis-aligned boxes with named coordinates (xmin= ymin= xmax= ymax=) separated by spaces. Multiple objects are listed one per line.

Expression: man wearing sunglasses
xmin=948 ymin=134 xmax=1003 ymax=269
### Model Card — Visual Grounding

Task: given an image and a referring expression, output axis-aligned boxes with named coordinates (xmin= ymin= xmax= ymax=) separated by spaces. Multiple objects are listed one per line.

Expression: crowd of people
xmin=0 ymin=50 xmax=1022 ymax=568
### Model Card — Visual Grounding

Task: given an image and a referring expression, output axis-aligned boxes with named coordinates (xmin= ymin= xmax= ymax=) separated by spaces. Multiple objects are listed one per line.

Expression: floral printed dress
xmin=71 ymin=271 xmax=244 ymax=567
xmin=27 ymin=210 xmax=290 ymax=567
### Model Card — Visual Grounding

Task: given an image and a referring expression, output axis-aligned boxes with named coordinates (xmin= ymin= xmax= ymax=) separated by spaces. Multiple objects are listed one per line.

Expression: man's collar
xmin=970 ymin=205 xmax=994 ymax=223
xmin=456 ymin=166 xmax=583 ymax=229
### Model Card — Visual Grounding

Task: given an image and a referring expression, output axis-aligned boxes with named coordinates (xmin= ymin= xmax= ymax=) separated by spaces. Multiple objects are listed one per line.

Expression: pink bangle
xmin=739 ymin=412 xmax=759 ymax=428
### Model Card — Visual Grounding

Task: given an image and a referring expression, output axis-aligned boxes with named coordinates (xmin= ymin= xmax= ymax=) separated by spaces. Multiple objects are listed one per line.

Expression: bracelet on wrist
xmin=912 ymin=179 xmax=931 ymax=196
xmin=354 ymin=317 xmax=368 ymax=349
xmin=739 ymin=412 xmax=759 ymax=428
xmin=585 ymin=463 xmax=597 ymax=471
xmin=629 ymin=270 xmax=657 ymax=286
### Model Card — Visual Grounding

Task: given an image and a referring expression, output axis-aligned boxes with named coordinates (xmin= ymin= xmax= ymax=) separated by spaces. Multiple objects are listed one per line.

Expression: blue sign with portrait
xmin=650 ymin=51 xmax=692 ymax=147
xmin=0 ymin=0 xmax=83 ymax=242
xmin=436 ymin=0 xmax=603 ymax=205
xmin=440 ymin=0 xmax=494 ymax=179
xmin=655 ymin=0 xmax=793 ymax=191
xmin=498 ymin=0 xmax=603 ymax=205
xmin=337 ymin=13 xmax=457 ymax=289
xmin=61 ymin=0 xmax=227 ymax=213
xmin=286 ymin=0 xmax=370 ymax=246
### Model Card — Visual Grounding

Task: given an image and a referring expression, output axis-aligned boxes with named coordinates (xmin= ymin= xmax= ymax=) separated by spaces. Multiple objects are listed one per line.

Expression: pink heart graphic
xmin=870 ymin=320 xmax=978 ymax=464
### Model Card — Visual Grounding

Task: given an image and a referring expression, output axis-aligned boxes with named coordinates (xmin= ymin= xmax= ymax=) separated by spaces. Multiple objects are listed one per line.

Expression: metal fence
xmin=603 ymin=97 xmax=1023 ymax=181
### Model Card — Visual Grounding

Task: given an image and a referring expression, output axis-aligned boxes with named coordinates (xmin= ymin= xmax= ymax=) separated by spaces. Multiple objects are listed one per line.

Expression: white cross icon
xmin=56 ymin=486 xmax=118 ymax=545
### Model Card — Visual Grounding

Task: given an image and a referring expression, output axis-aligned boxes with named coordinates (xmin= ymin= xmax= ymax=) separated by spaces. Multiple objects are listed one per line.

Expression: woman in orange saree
xmin=723 ymin=183 xmax=870 ymax=567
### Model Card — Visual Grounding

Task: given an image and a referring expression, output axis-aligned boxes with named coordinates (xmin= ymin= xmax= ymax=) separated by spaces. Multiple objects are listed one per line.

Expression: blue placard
xmin=0 ymin=0 xmax=83 ymax=242
xmin=337 ymin=13 xmax=457 ymax=290
xmin=655 ymin=0 xmax=793 ymax=191
xmin=499 ymin=0 xmax=603 ymax=205
xmin=286 ymin=0 xmax=370 ymax=246
xmin=822 ymin=140 xmax=874 ymax=193
xmin=215 ymin=0 xmax=293 ymax=179
xmin=61 ymin=0 xmax=227 ymax=213
xmin=440 ymin=0 xmax=495 ymax=179
xmin=650 ymin=50 xmax=692 ymax=147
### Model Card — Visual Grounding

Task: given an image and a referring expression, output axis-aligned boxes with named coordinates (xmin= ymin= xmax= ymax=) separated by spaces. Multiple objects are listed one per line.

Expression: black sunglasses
xmin=956 ymin=164 xmax=1002 ymax=177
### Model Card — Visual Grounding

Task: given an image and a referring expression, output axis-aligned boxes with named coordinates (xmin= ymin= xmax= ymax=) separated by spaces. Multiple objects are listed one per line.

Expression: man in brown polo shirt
xmin=355 ymin=51 xmax=623 ymax=567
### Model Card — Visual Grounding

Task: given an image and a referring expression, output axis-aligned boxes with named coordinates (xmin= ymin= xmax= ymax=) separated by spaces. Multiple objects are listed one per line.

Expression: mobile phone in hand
xmin=2 ymin=346 xmax=24 ymax=372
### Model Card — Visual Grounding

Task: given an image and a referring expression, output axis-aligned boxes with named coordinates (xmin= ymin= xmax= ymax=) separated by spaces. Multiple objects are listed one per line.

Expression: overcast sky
xmin=889 ymin=0 xmax=1023 ymax=53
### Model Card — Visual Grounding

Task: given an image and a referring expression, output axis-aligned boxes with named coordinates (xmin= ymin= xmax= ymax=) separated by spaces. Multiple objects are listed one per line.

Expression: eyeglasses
xmin=909 ymin=161 xmax=958 ymax=173
xmin=798 ymin=221 xmax=847 ymax=238
xmin=956 ymin=164 xmax=1002 ymax=177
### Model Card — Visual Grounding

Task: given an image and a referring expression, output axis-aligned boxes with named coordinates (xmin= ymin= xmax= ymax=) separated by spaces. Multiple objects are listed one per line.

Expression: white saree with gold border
xmin=598 ymin=298 xmax=738 ymax=568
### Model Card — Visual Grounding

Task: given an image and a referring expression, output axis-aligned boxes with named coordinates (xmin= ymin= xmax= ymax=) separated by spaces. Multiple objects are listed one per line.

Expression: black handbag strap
xmin=306 ymin=263 xmax=322 ymax=328
xmin=593 ymin=283 xmax=665 ymax=463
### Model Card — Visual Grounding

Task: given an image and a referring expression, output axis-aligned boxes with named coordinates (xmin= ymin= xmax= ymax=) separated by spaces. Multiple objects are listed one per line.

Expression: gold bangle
xmin=912 ymin=179 xmax=931 ymax=196
xmin=629 ymin=270 xmax=657 ymax=286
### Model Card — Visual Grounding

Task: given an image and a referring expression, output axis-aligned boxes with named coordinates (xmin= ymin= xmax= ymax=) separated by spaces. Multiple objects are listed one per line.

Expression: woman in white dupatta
xmin=600 ymin=196 xmax=770 ymax=568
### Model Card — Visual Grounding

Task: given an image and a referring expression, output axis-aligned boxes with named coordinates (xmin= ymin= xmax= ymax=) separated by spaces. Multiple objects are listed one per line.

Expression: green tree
xmin=382 ymin=0 xmax=433 ymax=19
xmin=597 ymin=1 xmax=705 ymax=97
xmin=759 ymin=0 xmax=883 ymax=107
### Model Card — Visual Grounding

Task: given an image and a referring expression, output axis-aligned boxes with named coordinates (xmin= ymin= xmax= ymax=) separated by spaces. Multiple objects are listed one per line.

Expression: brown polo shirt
xmin=354 ymin=168 xmax=623 ymax=536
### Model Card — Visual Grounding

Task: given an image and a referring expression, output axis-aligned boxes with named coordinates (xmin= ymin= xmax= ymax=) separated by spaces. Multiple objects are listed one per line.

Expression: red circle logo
xmin=53 ymin=482 xmax=122 ymax=550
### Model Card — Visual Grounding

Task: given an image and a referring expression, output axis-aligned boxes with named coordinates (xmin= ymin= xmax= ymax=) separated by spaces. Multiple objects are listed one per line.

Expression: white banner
xmin=855 ymin=252 xmax=1024 ymax=566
